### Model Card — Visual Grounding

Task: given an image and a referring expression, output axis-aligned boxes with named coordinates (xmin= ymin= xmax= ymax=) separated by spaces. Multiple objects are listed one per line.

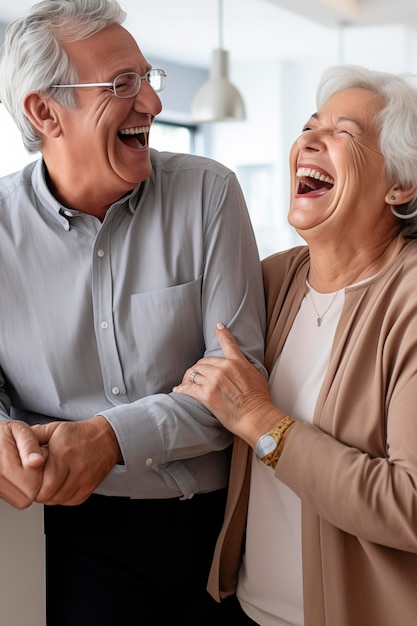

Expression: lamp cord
xmin=218 ymin=0 xmax=223 ymax=49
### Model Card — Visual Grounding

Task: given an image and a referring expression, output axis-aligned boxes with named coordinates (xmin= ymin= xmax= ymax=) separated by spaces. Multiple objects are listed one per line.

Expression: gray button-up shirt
xmin=0 ymin=149 xmax=266 ymax=499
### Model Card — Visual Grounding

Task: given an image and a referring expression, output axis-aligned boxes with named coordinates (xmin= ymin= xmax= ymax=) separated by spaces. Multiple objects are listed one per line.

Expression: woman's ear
xmin=386 ymin=182 xmax=417 ymax=206
xmin=23 ymin=92 xmax=62 ymax=138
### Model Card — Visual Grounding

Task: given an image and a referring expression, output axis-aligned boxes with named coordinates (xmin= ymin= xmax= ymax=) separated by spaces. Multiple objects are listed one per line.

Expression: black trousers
xmin=44 ymin=490 xmax=244 ymax=626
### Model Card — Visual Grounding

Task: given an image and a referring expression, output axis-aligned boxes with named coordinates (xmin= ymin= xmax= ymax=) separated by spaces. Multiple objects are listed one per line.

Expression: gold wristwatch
xmin=255 ymin=416 xmax=295 ymax=468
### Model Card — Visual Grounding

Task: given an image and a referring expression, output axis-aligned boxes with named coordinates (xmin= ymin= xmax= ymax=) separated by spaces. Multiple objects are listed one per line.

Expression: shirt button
xmin=97 ymin=249 xmax=105 ymax=257
xmin=63 ymin=210 xmax=73 ymax=217
xmin=145 ymin=458 xmax=153 ymax=466
xmin=111 ymin=386 xmax=120 ymax=396
xmin=101 ymin=321 xmax=109 ymax=329
xmin=63 ymin=222 xmax=70 ymax=231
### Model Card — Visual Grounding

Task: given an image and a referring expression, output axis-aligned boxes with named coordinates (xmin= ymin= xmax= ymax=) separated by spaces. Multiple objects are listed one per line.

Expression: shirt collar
xmin=31 ymin=158 xmax=143 ymax=229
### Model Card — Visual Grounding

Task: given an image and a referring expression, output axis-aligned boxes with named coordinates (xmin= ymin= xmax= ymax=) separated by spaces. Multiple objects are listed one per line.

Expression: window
xmin=150 ymin=120 xmax=196 ymax=153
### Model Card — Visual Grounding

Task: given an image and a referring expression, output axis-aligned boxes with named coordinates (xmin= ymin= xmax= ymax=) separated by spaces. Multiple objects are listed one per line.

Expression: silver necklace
xmin=308 ymin=289 xmax=340 ymax=327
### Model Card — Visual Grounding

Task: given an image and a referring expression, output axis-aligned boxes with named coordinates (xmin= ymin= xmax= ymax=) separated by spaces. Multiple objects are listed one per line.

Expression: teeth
xmin=119 ymin=126 xmax=149 ymax=135
xmin=296 ymin=167 xmax=334 ymax=185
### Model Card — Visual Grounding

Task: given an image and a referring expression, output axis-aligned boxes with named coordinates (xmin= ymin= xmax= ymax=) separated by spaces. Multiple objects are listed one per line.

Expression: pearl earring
xmin=390 ymin=195 xmax=396 ymax=201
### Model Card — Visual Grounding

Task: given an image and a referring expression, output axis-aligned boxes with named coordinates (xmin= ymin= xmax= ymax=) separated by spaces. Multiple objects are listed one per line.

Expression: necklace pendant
xmin=317 ymin=317 xmax=322 ymax=327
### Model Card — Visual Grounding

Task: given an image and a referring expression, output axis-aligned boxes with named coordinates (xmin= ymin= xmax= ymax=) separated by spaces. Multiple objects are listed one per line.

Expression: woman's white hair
xmin=0 ymin=0 xmax=126 ymax=153
xmin=317 ymin=65 xmax=417 ymax=235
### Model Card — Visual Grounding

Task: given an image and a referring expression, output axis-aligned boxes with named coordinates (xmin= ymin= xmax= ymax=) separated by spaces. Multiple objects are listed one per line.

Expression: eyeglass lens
xmin=114 ymin=70 xmax=165 ymax=97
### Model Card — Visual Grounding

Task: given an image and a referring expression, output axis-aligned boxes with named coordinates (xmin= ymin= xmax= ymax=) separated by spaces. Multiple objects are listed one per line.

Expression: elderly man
xmin=0 ymin=1 xmax=266 ymax=624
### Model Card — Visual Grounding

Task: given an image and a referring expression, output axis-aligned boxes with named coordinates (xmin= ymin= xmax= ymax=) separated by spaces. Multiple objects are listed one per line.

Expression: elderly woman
xmin=173 ymin=64 xmax=417 ymax=626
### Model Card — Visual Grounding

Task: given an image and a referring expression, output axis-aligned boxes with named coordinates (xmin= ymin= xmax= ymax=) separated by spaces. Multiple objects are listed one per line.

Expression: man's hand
xmin=32 ymin=415 xmax=122 ymax=506
xmin=0 ymin=420 xmax=48 ymax=509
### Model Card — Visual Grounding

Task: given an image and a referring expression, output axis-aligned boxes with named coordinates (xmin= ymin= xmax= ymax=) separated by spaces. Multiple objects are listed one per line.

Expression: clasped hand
xmin=0 ymin=415 xmax=120 ymax=509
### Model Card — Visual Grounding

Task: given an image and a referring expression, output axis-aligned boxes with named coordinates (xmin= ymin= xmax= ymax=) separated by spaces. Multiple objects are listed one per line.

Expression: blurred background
xmin=1 ymin=3 xmax=417 ymax=621
xmin=1 ymin=0 xmax=417 ymax=257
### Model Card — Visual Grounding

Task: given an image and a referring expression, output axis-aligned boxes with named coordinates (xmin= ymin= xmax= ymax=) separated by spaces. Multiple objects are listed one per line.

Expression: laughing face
xmin=288 ymin=87 xmax=397 ymax=244
xmin=42 ymin=23 xmax=162 ymax=210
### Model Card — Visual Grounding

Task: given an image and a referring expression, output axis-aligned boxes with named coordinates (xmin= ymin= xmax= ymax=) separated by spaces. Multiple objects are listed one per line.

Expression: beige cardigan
xmin=208 ymin=242 xmax=417 ymax=626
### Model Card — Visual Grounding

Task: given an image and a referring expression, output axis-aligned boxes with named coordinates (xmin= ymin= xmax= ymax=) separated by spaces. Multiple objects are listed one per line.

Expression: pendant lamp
xmin=190 ymin=0 xmax=246 ymax=123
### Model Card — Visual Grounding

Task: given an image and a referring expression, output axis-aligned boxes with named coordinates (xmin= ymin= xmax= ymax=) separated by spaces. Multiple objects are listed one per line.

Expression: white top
xmin=237 ymin=285 xmax=344 ymax=626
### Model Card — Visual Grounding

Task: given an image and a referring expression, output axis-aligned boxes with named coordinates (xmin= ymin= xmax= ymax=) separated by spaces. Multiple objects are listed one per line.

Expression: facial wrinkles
xmin=64 ymin=24 xmax=143 ymax=81
xmin=290 ymin=89 xmax=392 ymax=236
xmin=340 ymin=136 xmax=368 ymax=187
xmin=338 ymin=127 xmax=386 ymax=189
xmin=65 ymin=93 xmax=129 ymax=194
xmin=326 ymin=143 xmax=389 ymax=250
xmin=75 ymin=94 xmax=115 ymax=155
xmin=292 ymin=130 xmax=380 ymax=223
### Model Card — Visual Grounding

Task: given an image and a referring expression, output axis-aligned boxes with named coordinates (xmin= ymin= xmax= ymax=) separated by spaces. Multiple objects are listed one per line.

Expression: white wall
xmin=2 ymin=22 xmax=417 ymax=626
xmin=0 ymin=502 xmax=45 ymax=626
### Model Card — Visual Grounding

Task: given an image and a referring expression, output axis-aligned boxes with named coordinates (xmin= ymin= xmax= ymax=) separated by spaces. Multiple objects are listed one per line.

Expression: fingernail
xmin=28 ymin=452 xmax=43 ymax=463
xmin=172 ymin=386 xmax=178 ymax=392
xmin=216 ymin=322 xmax=225 ymax=329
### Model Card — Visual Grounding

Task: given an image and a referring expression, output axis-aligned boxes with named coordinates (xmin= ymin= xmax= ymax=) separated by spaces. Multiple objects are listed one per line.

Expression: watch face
xmin=256 ymin=433 xmax=277 ymax=458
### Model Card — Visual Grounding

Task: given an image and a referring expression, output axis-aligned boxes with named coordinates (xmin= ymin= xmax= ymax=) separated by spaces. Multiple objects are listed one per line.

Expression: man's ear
xmin=385 ymin=182 xmax=417 ymax=206
xmin=23 ymin=92 xmax=62 ymax=138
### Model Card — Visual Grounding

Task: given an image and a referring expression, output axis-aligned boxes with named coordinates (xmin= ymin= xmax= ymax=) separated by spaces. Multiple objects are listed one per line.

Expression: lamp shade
xmin=190 ymin=49 xmax=246 ymax=123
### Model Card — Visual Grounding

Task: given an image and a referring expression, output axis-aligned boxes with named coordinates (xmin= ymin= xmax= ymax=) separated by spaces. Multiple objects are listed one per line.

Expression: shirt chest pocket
xmin=130 ymin=277 xmax=204 ymax=392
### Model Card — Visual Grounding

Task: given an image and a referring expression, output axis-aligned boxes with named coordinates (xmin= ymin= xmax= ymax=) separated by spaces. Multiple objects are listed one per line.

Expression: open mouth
xmin=296 ymin=167 xmax=334 ymax=195
xmin=118 ymin=126 xmax=149 ymax=149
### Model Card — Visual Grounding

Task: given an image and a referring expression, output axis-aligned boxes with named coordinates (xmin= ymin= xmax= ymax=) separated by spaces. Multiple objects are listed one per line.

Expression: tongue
xmin=309 ymin=177 xmax=332 ymax=191
xmin=120 ymin=134 xmax=142 ymax=148
xmin=300 ymin=176 xmax=333 ymax=194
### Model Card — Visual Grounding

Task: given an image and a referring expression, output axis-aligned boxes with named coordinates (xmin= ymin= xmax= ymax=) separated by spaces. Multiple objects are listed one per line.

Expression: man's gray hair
xmin=0 ymin=0 xmax=126 ymax=153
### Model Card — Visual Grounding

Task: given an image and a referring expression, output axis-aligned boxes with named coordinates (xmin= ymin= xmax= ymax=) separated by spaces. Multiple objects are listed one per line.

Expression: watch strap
xmin=259 ymin=415 xmax=295 ymax=469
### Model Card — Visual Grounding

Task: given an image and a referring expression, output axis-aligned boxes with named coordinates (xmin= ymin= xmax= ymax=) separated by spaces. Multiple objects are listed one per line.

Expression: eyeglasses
xmin=50 ymin=69 xmax=166 ymax=98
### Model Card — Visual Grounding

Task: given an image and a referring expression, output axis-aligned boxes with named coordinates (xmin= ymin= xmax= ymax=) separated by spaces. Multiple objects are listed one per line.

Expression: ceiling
xmin=0 ymin=0 xmax=416 ymax=68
